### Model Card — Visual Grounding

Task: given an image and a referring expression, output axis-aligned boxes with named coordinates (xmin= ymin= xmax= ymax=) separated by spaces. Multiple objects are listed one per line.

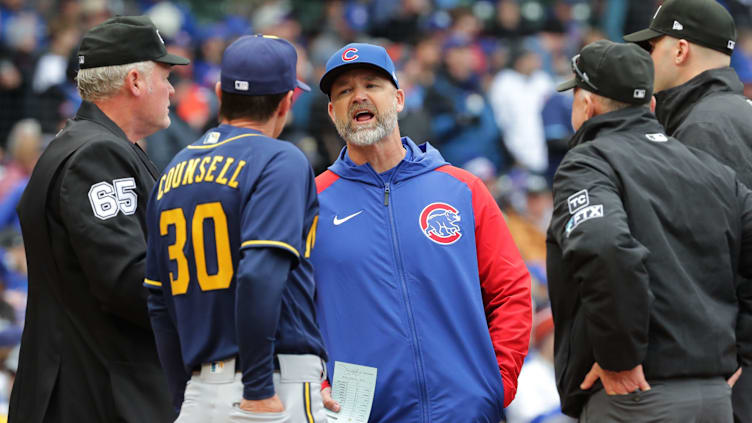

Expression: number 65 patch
xmin=88 ymin=178 xmax=137 ymax=220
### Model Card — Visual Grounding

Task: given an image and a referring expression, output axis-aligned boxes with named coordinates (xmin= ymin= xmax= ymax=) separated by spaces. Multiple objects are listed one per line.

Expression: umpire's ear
xmin=650 ymin=95 xmax=657 ymax=113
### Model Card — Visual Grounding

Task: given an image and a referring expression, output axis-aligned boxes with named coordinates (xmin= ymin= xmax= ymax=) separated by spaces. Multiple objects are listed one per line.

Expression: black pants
xmin=580 ymin=377 xmax=733 ymax=423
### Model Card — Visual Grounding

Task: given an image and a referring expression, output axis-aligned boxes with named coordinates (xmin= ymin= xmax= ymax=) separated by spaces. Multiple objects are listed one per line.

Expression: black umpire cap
xmin=78 ymin=15 xmax=190 ymax=69
xmin=624 ymin=0 xmax=736 ymax=55
xmin=556 ymin=40 xmax=654 ymax=105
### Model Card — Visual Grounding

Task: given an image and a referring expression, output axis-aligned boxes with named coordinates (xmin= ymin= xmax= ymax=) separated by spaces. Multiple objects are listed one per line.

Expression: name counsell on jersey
xmin=156 ymin=155 xmax=247 ymax=200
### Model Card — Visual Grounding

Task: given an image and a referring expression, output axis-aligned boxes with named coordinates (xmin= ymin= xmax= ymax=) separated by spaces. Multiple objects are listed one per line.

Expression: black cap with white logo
xmin=78 ymin=15 xmax=190 ymax=69
xmin=624 ymin=0 xmax=736 ymax=55
xmin=556 ymin=40 xmax=654 ymax=105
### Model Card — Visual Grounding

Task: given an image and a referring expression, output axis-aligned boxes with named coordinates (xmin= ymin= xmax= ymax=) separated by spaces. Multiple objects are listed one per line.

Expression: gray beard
xmin=335 ymin=99 xmax=399 ymax=146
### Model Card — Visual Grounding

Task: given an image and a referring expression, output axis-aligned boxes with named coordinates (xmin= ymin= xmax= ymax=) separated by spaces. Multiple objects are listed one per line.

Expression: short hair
xmin=218 ymin=91 xmax=287 ymax=122
xmin=76 ymin=60 xmax=155 ymax=101
xmin=597 ymin=94 xmax=647 ymax=113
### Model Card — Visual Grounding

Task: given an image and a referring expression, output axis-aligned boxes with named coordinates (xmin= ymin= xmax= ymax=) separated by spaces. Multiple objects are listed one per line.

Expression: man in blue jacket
xmin=313 ymin=43 xmax=533 ymax=423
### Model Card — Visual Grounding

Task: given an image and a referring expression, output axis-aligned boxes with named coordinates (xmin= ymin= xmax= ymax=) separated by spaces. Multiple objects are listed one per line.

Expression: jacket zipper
xmin=383 ymin=180 xmax=430 ymax=422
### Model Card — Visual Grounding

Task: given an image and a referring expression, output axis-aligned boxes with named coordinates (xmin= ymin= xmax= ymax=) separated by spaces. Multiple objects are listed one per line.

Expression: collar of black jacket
xmin=568 ymin=106 xmax=664 ymax=150
xmin=654 ymin=67 xmax=743 ymax=135
xmin=74 ymin=101 xmax=130 ymax=142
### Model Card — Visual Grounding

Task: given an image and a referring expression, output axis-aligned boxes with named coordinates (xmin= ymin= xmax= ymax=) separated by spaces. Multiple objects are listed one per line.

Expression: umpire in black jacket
xmin=9 ymin=16 xmax=188 ymax=423
xmin=547 ymin=39 xmax=752 ymax=422
xmin=625 ymin=2 xmax=752 ymax=418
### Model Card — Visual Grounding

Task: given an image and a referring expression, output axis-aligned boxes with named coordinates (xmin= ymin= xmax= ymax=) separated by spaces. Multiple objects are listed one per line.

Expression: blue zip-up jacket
xmin=312 ymin=138 xmax=532 ymax=422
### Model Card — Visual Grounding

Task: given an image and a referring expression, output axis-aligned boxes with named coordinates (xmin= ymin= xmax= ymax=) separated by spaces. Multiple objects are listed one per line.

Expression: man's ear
xmin=327 ymin=101 xmax=336 ymax=124
xmin=214 ymin=82 xmax=222 ymax=102
xmin=583 ymin=91 xmax=596 ymax=120
xmin=277 ymin=90 xmax=294 ymax=117
xmin=125 ymin=68 xmax=144 ymax=96
xmin=395 ymin=88 xmax=405 ymax=113
xmin=675 ymin=39 xmax=690 ymax=65
xmin=650 ymin=95 xmax=657 ymax=113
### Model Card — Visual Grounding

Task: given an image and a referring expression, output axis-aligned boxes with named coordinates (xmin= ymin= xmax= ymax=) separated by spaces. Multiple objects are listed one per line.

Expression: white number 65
xmin=88 ymin=177 xmax=138 ymax=220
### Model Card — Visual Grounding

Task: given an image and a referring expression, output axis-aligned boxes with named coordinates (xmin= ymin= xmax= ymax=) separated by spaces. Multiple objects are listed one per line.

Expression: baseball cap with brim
xmin=220 ymin=35 xmax=310 ymax=96
xmin=78 ymin=15 xmax=189 ymax=69
xmin=624 ymin=0 xmax=736 ymax=55
xmin=556 ymin=40 xmax=654 ymax=105
xmin=319 ymin=43 xmax=399 ymax=96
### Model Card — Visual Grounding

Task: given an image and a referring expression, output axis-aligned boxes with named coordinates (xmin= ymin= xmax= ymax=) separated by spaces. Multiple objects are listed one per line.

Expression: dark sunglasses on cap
xmin=571 ymin=54 xmax=598 ymax=92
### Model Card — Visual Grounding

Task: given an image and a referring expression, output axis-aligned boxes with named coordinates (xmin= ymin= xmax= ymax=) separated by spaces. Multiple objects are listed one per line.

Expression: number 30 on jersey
xmin=160 ymin=202 xmax=233 ymax=296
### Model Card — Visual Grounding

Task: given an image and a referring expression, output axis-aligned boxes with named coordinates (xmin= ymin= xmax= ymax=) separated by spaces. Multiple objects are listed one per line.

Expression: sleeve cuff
xmin=240 ymin=240 xmax=300 ymax=259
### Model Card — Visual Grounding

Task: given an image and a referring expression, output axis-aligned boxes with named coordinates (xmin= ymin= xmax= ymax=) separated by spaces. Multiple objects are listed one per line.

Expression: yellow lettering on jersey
xmin=157 ymin=174 xmax=167 ymax=200
xmin=204 ymin=155 xmax=224 ymax=182
xmin=195 ymin=156 xmax=211 ymax=182
xmin=172 ymin=161 xmax=187 ymax=189
xmin=215 ymin=157 xmax=235 ymax=185
xmin=228 ymin=160 xmax=246 ymax=189
xmin=163 ymin=165 xmax=176 ymax=194
xmin=182 ymin=158 xmax=200 ymax=186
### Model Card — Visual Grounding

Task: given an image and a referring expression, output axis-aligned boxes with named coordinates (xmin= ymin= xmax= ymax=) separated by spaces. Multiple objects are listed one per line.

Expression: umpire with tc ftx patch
xmin=10 ymin=16 xmax=188 ymax=423
xmin=547 ymin=40 xmax=752 ymax=422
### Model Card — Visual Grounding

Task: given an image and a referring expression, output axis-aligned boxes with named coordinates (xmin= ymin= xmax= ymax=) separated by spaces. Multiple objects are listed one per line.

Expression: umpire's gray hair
xmin=76 ymin=61 xmax=155 ymax=101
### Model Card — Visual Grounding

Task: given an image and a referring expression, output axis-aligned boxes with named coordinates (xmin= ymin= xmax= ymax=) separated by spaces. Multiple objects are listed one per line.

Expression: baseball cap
xmin=624 ymin=0 xmax=736 ymax=55
xmin=556 ymin=40 xmax=654 ymax=105
xmin=319 ymin=43 xmax=399 ymax=96
xmin=220 ymin=35 xmax=310 ymax=96
xmin=78 ymin=15 xmax=190 ymax=69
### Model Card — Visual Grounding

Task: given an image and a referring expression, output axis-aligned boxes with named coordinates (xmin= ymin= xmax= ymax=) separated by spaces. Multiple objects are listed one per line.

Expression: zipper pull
xmin=384 ymin=183 xmax=390 ymax=206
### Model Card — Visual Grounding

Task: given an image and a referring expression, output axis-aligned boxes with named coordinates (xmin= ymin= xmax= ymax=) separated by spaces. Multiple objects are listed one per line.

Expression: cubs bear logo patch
xmin=419 ymin=202 xmax=462 ymax=245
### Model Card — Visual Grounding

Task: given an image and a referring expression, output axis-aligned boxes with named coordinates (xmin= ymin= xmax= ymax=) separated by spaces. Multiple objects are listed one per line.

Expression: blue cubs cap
xmin=319 ymin=43 xmax=399 ymax=96
xmin=220 ymin=35 xmax=310 ymax=96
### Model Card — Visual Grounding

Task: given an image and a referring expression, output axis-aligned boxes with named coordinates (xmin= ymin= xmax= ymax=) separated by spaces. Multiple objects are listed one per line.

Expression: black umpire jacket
xmin=546 ymin=106 xmax=752 ymax=417
xmin=9 ymin=102 xmax=173 ymax=423
xmin=656 ymin=66 xmax=752 ymax=423
xmin=656 ymin=67 xmax=752 ymax=187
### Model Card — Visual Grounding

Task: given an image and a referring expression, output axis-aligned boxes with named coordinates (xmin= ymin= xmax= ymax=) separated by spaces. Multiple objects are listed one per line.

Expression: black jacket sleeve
xmin=58 ymin=139 xmax=151 ymax=328
xmin=550 ymin=150 xmax=652 ymax=371
xmin=738 ymin=180 xmax=752 ymax=366
xmin=147 ymin=286 xmax=188 ymax=414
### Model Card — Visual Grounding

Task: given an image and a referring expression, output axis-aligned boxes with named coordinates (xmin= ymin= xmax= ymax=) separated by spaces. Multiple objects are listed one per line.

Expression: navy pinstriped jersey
xmin=144 ymin=124 xmax=327 ymax=383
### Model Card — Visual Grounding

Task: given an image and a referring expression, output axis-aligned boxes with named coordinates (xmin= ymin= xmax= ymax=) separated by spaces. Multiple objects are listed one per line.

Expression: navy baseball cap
xmin=220 ymin=35 xmax=310 ymax=96
xmin=319 ymin=43 xmax=399 ymax=96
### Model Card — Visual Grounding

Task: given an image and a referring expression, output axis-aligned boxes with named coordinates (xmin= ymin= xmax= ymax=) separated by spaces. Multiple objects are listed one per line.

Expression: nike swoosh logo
xmin=333 ymin=210 xmax=363 ymax=225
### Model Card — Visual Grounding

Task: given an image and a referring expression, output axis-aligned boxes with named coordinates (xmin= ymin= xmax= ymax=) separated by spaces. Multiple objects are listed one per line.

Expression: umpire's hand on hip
xmin=580 ymin=362 xmax=652 ymax=395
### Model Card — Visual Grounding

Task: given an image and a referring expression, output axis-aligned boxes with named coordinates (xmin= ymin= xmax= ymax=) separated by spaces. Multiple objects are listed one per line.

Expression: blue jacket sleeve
xmin=235 ymin=147 xmax=309 ymax=400
xmin=235 ymin=247 xmax=292 ymax=400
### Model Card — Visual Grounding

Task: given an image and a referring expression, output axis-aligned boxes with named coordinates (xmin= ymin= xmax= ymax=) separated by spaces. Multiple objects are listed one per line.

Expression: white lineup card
xmin=327 ymin=361 xmax=378 ymax=423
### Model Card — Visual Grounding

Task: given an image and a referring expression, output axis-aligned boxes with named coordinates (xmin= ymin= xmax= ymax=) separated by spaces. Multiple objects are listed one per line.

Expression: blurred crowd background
xmin=2 ymin=0 xmax=752 ymax=422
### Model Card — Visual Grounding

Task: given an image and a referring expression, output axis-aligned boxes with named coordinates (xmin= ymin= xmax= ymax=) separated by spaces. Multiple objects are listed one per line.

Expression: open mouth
xmin=352 ymin=110 xmax=375 ymax=123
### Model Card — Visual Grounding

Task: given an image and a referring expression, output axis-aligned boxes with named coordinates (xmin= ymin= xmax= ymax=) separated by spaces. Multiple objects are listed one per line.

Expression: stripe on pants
xmin=304 ymin=382 xmax=315 ymax=423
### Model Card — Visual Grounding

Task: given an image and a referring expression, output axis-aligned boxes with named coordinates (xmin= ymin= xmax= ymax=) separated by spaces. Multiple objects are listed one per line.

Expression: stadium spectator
xmin=424 ymin=34 xmax=503 ymax=168
xmin=506 ymin=307 xmax=575 ymax=423
xmin=489 ymin=42 xmax=554 ymax=174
